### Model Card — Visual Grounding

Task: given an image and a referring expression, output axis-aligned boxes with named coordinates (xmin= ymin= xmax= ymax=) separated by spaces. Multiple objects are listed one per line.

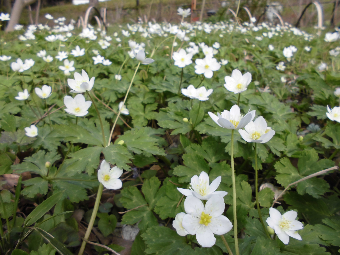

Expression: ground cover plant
xmin=0 ymin=7 xmax=340 ymax=255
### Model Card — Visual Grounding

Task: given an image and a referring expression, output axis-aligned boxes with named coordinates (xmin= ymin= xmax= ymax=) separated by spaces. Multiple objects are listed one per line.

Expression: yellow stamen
xmin=75 ymin=107 xmax=81 ymax=113
xmin=205 ymin=64 xmax=209 ymax=69
xmin=251 ymin=131 xmax=261 ymax=140
xmin=42 ymin=93 xmax=47 ymax=97
xmin=230 ymin=120 xmax=240 ymax=128
xmin=334 ymin=113 xmax=338 ymax=118
xmin=279 ymin=219 xmax=291 ymax=231
xmin=181 ymin=58 xmax=185 ymax=62
xmin=103 ymin=174 xmax=110 ymax=182
xmin=236 ymin=83 xmax=243 ymax=89
xmin=199 ymin=212 xmax=212 ymax=226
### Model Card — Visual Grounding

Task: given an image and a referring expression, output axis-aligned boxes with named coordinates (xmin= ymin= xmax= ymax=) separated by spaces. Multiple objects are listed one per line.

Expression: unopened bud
xmin=267 ymin=226 xmax=275 ymax=235
xmin=299 ymin=136 xmax=303 ymax=142
xmin=183 ymin=118 xmax=189 ymax=123
xmin=118 ymin=140 xmax=124 ymax=145
xmin=45 ymin=162 xmax=51 ymax=168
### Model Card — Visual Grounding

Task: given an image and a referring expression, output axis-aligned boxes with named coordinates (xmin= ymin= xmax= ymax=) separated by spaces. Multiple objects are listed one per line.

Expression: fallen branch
xmin=84 ymin=239 xmax=121 ymax=255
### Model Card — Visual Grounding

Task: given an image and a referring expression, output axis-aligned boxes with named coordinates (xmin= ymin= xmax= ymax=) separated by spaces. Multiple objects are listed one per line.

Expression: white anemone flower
xmin=195 ymin=86 xmax=213 ymax=101
xmin=15 ymin=89 xmax=29 ymax=100
xmin=173 ymin=212 xmax=189 ymax=236
xmin=334 ymin=88 xmax=340 ymax=97
xmin=0 ymin=13 xmax=10 ymax=21
xmin=43 ymin=55 xmax=53 ymax=63
xmin=35 ymin=85 xmax=52 ymax=99
xmin=11 ymin=58 xmax=28 ymax=72
xmin=177 ymin=171 xmax=227 ymax=200
xmin=55 ymin=51 xmax=68 ymax=61
xmin=115 ymin=74 xmax=122 ymax=80
xmin=182 ymin=195 xmax=233 ymax=247
xmin=326 ymin=106 xmax=340 ymax=122
xmin=195 ymin=56 xmax=221 ymax=78
xmin=25 ymin=125 xmax=38 ymax=137
xmin=98 ymin=160 xmax=123 ymax=190
xmin=208 ymin=105 xmax=255 ymax=130
xmin=93 ymin=55 xmax=104 ymax=65
xmin=266 ymin=208 xmax=303 ymax=245
xmin=67 ymin=70 xmax=95 ymax=93
xmin=59 ymin=59 xmax=75 ymax=75
xmin=119 ymin=102 xmax=129 ymax=115
xmin=177 ymin=7 xmax=191 ymax=18
xmin=64 ymin=94 xmax=92 ymax=117
xmin=173 ymin=49 xmax=192 ymax=68
xmin=181 ymin=85 xmax=197 ymax=99
xmin=136 ymin=50 xmax=154 ymax=65
xmin=224 ymin=69 xmax=252 ymax=94
xmin=71 ymin=45 xmax=85 ymax=57
xmin=0 ymin=55 xmax=11 ymax=61
xmin=239 ymin=116 xmax=275 ymax=143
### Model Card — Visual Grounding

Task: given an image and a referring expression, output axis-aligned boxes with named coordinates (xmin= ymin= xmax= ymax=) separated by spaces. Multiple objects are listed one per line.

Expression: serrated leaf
xmin=32 ymin=126 xmax=61 ymax=152
xmin=103 ymin=143 xmax=132 ymax=171
xmin=314 ymin=218 xmax=340 ymax=247
xmin=0 ymin=113 xmax=16 ymax=132
xmin=0 ymin=152 xmax=16 ymax=175
xmin=22 ymin=177 xmax=48 ymax=198
xmin=142 ymin=177 xmax=161 ymax=210
xmin=258 ymin=188 xmax=274 ymax=208
xmin=131 ymin=232 xmax=146 ymax=255
xmin=307 ymin=105 xmax=327 ymax=120
xmin=250 ymin=236 xmax=282 ymax=255
xmin=29 ymin=243 xmax=56 ymax=255
xmin=98 ymin=214 xmax=117 ymax=237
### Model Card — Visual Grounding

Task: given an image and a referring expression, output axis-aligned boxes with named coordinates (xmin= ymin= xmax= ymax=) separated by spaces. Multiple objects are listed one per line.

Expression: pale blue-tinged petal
xmin=238 ymin=112 xmax=254 ymax=129
xmin=177 ymin=188 xmax=193 ymax=197
xmin=239 ymin=129 xmax=252 ymax=142
xmin=259 ymin=129 xmax=275 ymax=143
xmin=217 ymin=118 xmax=235 ymax=129
xmin=208 ymin=112 xmax=222 ymax=127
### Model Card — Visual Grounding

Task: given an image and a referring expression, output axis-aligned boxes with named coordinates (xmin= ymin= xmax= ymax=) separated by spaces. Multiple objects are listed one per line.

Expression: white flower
xmin=239 ymin=116 xmax=275 ymax=143
xmin=24 ymin=59 xmax=34 ymax=69
xmin=119 ymin=102 xmax=129 ymax=115
xmin=182 ymin=85 xmax=197 ymax=99
xmin=268 ymin=45 xmax=274 ymax=51
xmin=195 ymin=87 xmax=213 ymax=101
xmin=43 ymin=55 xmax=53 ymax=63
xmin=136 ymin=50 xmax=154 ymax=65
xmin=182 ymin=195 xmax=233 ymax=247
xmin=25 ymin=125 xmax=38 ymax=137
xmin=115 ymin=74 xmax=122 ymax=80
xmin=250 ymin=17 xmax=256 ymax=23
xmin=266 ymin=208 xmax=303 ymax=245
xmin=276 ymin=62 xmax=286 ymax=71
xmin=177 ymin=171 xmax=227 ymax=200
xmin=93 ymin=55 xmax=104 ymax=65
xmin=224 ymin=69 xmax=252 ymax=94
xmin=324 ymin=32 xmax=339 ymax=42
xmin=71 ymin=46 xmax=85 ymax=57
xmin=11 ymin=58 xmax=28 ymax=72
xmin=208 ymin=105 xmax=255 ymax=130
xmin=329 ymin=49 xmax=340 ymax=57
xmin=318 ymin=62 xmax=327 ymax=72
xmin=15 ymin=89 xmax=29 ymax=100
xmin=177 ymin=7 xmax=191 ymax=18
xmin=59 ymin=59 xmax=75 ymax=75
xmin=283 ymin=47 xmax=293 ymax=60
xmin=0 ymin=13 xmax=10 ymax=21
xmin=281 ymin=77 xmax=287 ymax=83
xmin=0 ymin=55 xmax=11 ymax=61
xmin=97 ymin=160 xmax=123 ymax=190
xmin=195 ymin=56 xmax=220 ymax=78
xmin=45 ymin=14 xmax=53 ymax=20
xmin=173 ymin=49 xmax=192 ymax=68
xmin=67 ymin=70 xmax=95 ymax=93
xmin=64 ymin=94 xmax=92 ymax=116
xmin=173 ymin=212 xmax=189 ymax=236
xmin=334 ymin=88 xmax=340 ymax=97
xmin=326 ymin=106 xmax=340 ymax=122
xmin=304 ymin=46 xmax=311 ymax=52
xmin=35 ymin=85 xmax=52 ymax=99
xmin=102 ymin=59 xmax=112 ymax=66
xmin=212 ymin=42 xmax=220 ymax=49
xmin=220 ymin=59 xmax=228 ymax=65
xmin=56 ymin=51 xmax=68 ymax=61
xmin=14 ymin=24 xmax=23 ymax=30
xmin=37 ymin=50 xmax=46 ymax=58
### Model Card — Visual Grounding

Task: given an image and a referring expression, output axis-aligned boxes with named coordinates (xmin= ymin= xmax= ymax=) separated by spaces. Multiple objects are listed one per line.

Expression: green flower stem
xmin=329 ymin=148 xmax=339 ymax=160
xmin=237 ymin=94 xmax=241 ymax=106
xmin=255 ymin=144 xmax=271 ymax=239
xmin=193 ymin=101 xmax=201 ymax=128
xmin=87 ymin=91 xmax=106 ymax=146
xmin=78 ymin=183 xmax=104 ymax=255
xmin=45 ymin=100 xmax=52 ymax=129
xmin=230 ymin=129 xmax=239 ymax=255
xmin=178 ymin=68 xmax=184 ymax=95
xmin=221 ymin=235 xmax=234 ymax=255
xmin=107 ymin=62 xmax=141 ymax=147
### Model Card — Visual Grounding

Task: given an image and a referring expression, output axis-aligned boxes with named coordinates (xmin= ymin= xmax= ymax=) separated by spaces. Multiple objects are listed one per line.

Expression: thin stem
xmin=107 ymin=62 xmax=141 ymax=147
xmin=87 ymin=91 xmax=107 ymax=146
xmin=193 ymin=101 xmax=201 ymax=128
xmin=329 ymin=149 xmax=339 ymax=160
xmin=198 ymin=75 xmax=205 ymax=87
xmin=230 ymin=130 xmax=239 ymax=255
xmin=78 ymin=183 xmax=104 ymax=255
xmin=237 ymin=94 xmax=241 ymax=106
xmin=45 ymin=100 xmax=52 ymax=129
xmin=76 ymin=116 xmax=78 ymax=125
xmin=178 ymin=68 xmax=184 ymax=95
xmin=255 ymin=144 xmax=271 ymax=239
xmin=221 ymin=235 xmax=234 ymax=255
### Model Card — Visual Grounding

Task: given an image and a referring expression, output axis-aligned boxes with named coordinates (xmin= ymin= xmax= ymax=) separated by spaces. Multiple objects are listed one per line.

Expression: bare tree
xmin=6 ymin=0 xmax=36 ymax=32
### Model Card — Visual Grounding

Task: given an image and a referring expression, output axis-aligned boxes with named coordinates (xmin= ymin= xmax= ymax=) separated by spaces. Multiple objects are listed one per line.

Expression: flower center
xmin=279 ymin=218 xmax=291 ymax=231
xmin=205 ymin=64 xmax=210 ymax=69
xmin=75 ymin=107 xmax=81 ymax=113
xmin=199 ymin=212 xmax=212 ymax=226
xmin=181 ymin=58 xmax=185 ymax=62
xmin=230 ymin=120 xmax=240 ymax=128
xmin=236 ymin=83 xmax=243 ymax=90
xmin=65 ymin=65 xmax=69 ymax=69
xmin=334 ymin=113 xmax=339 ymax=118
xmin=251 ymin=131 xmax=261 ymax=140
xmin=103 ymin=174 xmax=110 ymax=182
xmin=42 ymin=93 xmax=47 ymax=97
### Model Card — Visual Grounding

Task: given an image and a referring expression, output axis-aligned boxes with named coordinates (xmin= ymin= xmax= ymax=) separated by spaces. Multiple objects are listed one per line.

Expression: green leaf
xmin=131 ymin=232 xmax=146 ymax=255
xmin=11 ymin=250 xmax=29 ymax=255
xmin=0 ymin=152 xmax=16 ymax=175
xmin=29 ymin=244 xmax=56 ymax=255
xmin=22 ymin=177 xmax=49 ymax=198
xmin=244 ymin=217 xmax=267 ymax=239
xmin=314 ymin=218 xmax=340 ymax=247
xmin=116 ymin=127 xmax=165 ymax=157
xmin=33 ymin=227 xmax=73 ymax=255
xmin=133 ymin=154 xmax=156 ymax=168
xmin=98 ymin=214 xmax=117 ymax=237
xmin=12 ymin=150 xmax=61 ymax=176
xmin=258 ymin=188 xmax=274 ymax=208
xmin=142 ymin=226 xmax=195 ymax=255
xmin=142 ymin=176 xmax=161 ymax=210
xmin=103 ymin=143 xmax=132 ymax=171
xmin=189 ymin=101 xmax=204 ymax=127
xmin=0 ymin=113 xmax=16 ymax=132
xmin=25 ymin=191 xmax=64 ymax=226
xmin=250 ymin=236 xmax=281 ymax=255
xmin=32 ymin=126 xmax=61 ymax=152
xmin=275 ymin=149 xmax=334 ymax=198
xmin=307 ymin=105 xmax=327 ymax=120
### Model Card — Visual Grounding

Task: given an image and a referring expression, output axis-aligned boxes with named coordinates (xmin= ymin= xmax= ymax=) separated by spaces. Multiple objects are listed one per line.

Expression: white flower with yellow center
xmin=172 ymin=212 xmax=189 ymax=236
xmin=239 ymin=116 xmax=275 ymax=143
xmin=173 ymin=49 xmax=192 ymax=68
xmin=15 ymin=89 xmax=29 ymax=100
xmin=195 ymin=56 xmax=221 ymax=78
xmin=266 ymin=208 xmax=303 ymax=245
xmin=25 ymin=125 xmax=38 ymax=137
xmin=64 ymin=94 xmax=91 ymax=117
xmin=224 ymin=69 xmax=252 ymax=94
xmin=98 ymin=160 xmax=123 ymax=190
xmin=334 ymin=88 xmax=340 ymax=97
xmin=118 ymin=101 xmax=129 ymax=115
xmin=208 ymin=105 xmax=255 ymax=130
xmin=177 ymin=171 xmax=227 ymax=200
xmin=67 ymin=70 xmax=95 ymax=93
xmin=59 ymin=59 xmax=75 ymax=75
xmin=181 ymin=195 xmax=233 ymax=247
xmin=35 ymin=85 xmax=52 ymax=99
xmin=326 ymin=105 xmax=340 ymax=123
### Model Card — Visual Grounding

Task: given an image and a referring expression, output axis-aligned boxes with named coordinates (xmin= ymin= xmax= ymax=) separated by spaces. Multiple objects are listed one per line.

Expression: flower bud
xmin=267 ymin=226 xmax=275 ymax=235
xmin=45 ymin=161 xmax=51 ymax=168
xmin=183 ymin=118 xmax=189 ymax=123
xmin=298 ymin=136 xmax=303 ymax=142
xmin=118 ymin=140 xmax=124 ymax=145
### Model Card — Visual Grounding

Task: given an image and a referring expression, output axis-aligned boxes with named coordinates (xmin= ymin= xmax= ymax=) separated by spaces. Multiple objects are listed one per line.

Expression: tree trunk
xmin=89 ymin=0 xmax=98 ymax=7
xmin=6 ymin=0 xmax=36 ymax=32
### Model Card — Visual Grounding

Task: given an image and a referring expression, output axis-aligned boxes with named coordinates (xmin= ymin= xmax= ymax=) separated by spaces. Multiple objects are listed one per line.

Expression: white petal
xmin=208 ymin=112 xmax=222 ymax=127
xmin=238 ymin=111 xmax=255 ymax=129
xmin=239 ymin=129 xmax=252 ymax=142
xmin=177 ymin=188 xmax=193 ymax=197
xmin=204 ymin=195 xmax=225 ymax=218
xmin=199 ymin=171 xmax=209 ymax=183
xmin=142 ymin=58 xmax=154 ymax=65
xmin=212 ymin=191 xmax=228 ymax=197
xmin=218 ymin=118 xmax=235 ymax=129
xmin=110 ymin=166 xmax=123 ymax=178
xmin=231 ymin=69 xmax=242 ymax=81
xmin=274 ymin=225 xmax=290 ymax=244
xmin=259 ymin=130 xmax=275 ymax=143
xmin=204 ymin=70 xmax=213 ymax=79
xmin=283 ymin=211 xmax=297 ymax=221
xmin=182 ymin=214 xmax=201 ymax=235
xmin=196 ymin=227 xmax=216 ymax=247
xmin=229 ymin=105 xmax=240 ymax=116
xmin=184 ymin=196 xmax=204 ymax=217
xmin=242 ymin=72 xmax=252 ymax=86
xmin=104 ymin=178 xmax=122 ymax=190
xmin=286 ymin=230 xmax=302 ymax=241
xmin=269 ymin=208 xmax=282 ymax=222
xmin=209 ymin=176 xmax=221 ymax=193
xmin=290 ymin=220 xmax=304 ymax=231
xmin=208 ymin=215 xmax=233 ymax=235
xmin=100 ymin=160 xmax=110 ymax=172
